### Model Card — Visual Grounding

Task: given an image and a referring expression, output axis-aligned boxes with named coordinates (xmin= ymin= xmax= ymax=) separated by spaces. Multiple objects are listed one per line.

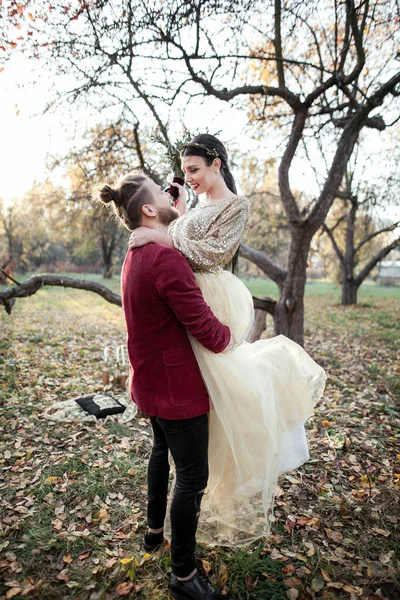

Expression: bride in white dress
xmin=129 ymin=134 xmax=326 ymax=546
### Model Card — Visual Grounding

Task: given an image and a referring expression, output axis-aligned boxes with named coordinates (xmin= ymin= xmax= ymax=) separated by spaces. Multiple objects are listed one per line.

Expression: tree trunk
xmin=273 ymin=230 xmax=310 ymax=346
xmin=103 ymin=262 xmax=114 ymax=279
xmin=100 ymin=235 xmax=115 ymax=279
xmin=340 ymin=199 xmax=358 ymax=305
xmin=341 ymin=276 xmax=358 ymax=304
xmin=246 ymin=308 xmax=267 ymax=342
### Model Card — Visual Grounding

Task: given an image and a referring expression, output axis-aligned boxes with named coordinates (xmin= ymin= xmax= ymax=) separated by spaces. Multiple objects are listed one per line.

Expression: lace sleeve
xmin=169 ymin=196 xmax=250 ymax=271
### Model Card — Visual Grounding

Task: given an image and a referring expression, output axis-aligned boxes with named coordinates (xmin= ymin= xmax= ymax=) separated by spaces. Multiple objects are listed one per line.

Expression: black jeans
xmin=147 ymin=413 xmax=209 ymax=577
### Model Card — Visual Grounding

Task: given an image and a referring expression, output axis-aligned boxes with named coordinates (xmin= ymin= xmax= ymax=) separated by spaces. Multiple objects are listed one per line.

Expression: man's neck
xmin=141 ymin=220 xmax=168 ymax=233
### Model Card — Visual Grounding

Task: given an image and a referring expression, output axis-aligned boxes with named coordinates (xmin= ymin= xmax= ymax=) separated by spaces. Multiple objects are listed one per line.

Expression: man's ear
xmin=141 ymin=203 xmax=156 ymax=218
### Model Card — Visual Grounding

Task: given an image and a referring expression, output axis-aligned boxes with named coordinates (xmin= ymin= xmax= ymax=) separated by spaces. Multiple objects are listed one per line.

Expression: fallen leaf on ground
xmin=116 ymin=581 xmax=134 ymax=596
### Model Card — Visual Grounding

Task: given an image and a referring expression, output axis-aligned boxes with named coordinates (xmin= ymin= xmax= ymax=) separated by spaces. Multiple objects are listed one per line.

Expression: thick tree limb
xmin=305 ymin=74 xmax=338 ymax=106
xmin=0 ymin=275 xmax=122 ymax=314
xmin=252 ymin=296 xmax=276 ymax=316
xmin=333 ymin=115 xmax=386 ymax=131
xmin=0 ymin=273 xmax=275 ymax=320
xmin=368 ymin=71 xmax=400 ymax=108
xmin=279 ymin=107 xmax=308 ymax=225
xmin=239 ymin=244 xmax=286 ymax=287
xmin=307 ymin=116 xmax=369 ymax=233
xmin=355 ymin=237 xmax=400 ymax=286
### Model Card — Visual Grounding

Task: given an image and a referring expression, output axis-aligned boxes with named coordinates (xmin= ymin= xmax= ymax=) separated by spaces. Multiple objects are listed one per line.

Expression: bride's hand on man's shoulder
xmin=128 ymin=227 xmax=156 ymax=249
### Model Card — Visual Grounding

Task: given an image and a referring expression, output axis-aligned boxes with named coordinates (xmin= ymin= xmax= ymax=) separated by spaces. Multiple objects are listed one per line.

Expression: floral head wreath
xmin=180 ymin=142 xmax=219 ymax=159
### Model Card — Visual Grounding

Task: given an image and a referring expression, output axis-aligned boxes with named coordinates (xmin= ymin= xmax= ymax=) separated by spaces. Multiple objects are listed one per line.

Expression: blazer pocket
xmin=162 ymin=349 xmax=204 ymax=406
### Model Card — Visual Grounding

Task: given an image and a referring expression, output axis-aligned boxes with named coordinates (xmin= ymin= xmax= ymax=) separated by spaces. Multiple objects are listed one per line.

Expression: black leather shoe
xmin=169 ymin=571 xmax=233 ymax=599
xmin=142 ymin=530 xmax=164 ymax=552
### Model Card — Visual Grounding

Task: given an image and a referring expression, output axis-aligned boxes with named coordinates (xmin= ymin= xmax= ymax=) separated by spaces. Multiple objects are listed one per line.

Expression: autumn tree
xmin=0 ymin=182 xmax=71 ymax=273
xmin=320 ymin=167 xmax=400 ymax=304
xmin=2 ymin=0 xmax=400 ymax=343
xmin=53 ymin=122 xmax=169 ymax=278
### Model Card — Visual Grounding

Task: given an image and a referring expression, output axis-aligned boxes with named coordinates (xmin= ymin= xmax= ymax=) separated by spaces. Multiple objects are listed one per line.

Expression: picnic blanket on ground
xmin=43 ymin=393 xmax=137 ymax=424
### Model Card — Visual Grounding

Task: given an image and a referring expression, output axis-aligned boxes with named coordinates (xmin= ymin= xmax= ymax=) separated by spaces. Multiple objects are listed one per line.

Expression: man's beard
xmin=158 ymin=206 xmax=180 ymax=227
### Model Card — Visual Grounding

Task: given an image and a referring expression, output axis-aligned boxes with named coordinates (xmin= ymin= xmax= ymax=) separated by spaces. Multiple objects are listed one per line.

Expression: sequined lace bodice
xmin=168 ymin=195 xmax=251 ymax=273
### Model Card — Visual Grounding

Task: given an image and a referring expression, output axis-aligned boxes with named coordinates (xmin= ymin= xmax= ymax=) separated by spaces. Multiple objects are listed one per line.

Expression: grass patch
xmin=209 ymin=546 xmax=287 ymax=599
xmin=1 ymin=276 xmax=399 ymax=598
xmin=242 ymin=278 xmax=400 ymax=300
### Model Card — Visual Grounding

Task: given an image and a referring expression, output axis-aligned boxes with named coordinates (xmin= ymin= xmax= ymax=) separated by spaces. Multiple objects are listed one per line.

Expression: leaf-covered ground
xmin=1 ymin=284 xmax=399 ymax=600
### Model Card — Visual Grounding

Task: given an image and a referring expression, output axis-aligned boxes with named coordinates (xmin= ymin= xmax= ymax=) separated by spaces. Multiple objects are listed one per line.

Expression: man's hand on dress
xmin=225 ymin=335 xmax=238 ymax=352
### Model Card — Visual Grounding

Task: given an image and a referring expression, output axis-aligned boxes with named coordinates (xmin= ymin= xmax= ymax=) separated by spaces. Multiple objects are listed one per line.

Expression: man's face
xmin=143 ymin=180 xmax=180 ymax=226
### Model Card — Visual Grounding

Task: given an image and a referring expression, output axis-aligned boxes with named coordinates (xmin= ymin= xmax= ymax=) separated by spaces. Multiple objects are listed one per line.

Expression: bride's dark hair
xmin=94 ymin=172 xmax=153 ymax=230
xmin=181 ymin=134 xmax=240 ymax=273
xmin=180 ymin=134 xmax=237 ymax=195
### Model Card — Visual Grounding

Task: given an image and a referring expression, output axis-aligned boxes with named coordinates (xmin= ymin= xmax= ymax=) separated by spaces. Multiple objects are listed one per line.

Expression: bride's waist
xmin=193 ymin=267 xmax=224 ymax=275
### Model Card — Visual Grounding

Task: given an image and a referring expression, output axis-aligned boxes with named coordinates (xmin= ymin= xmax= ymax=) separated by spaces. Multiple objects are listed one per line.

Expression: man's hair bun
xmin=92 ymin=171 xmax=152 ymax=231
xmin=98 ymin=184 xmax=120 ymax=205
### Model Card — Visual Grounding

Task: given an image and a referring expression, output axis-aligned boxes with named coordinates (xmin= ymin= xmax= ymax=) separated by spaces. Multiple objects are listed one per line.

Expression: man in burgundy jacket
xmin=121 ymin=179 xmax=232 ymax=600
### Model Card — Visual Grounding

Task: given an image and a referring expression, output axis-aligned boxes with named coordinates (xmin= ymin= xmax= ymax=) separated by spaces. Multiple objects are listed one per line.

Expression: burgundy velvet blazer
xmin=121 ymin=244 xmax=230 ymax=420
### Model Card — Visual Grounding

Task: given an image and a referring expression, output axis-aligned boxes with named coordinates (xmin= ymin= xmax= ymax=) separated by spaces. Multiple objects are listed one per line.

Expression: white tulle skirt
xmin=166 ymin=270 xmax=326 ymax=547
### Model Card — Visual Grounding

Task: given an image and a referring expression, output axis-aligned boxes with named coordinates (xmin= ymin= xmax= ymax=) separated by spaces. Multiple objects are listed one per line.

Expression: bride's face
xmin=181 ymin=155 xmax=217 ymax=195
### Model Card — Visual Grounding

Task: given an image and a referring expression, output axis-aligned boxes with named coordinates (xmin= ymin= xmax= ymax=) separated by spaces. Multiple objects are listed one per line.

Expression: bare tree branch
xmin=306 ymin=70 xmax=400 ymax=235
xmin=343 ymin=0 xmax=367 ymax=84
xmin=239 ymin=244 xmax=286 ymax=287
xmin=0 ymin=275 xmax=122 ymax=314
xmin=159 ymin=31 xmax=302 ymax=109
xmin=252 ymin=296 xmax=276 ymax=316
xmin=131 ymin=123 xmax=163 ymax=184
xmin=322 ymin=223 xmax=345 ymax=264
xmin=274 ymin=0 xmax=285 ymax=88
xmin=0 ymin=273 xmax=274 ymax=319
xmin=354 ymin=221 xmax=400 ymax=255
xmin=333 ymin=115 xmax=386 ymax=130
xmin=368 ymin=71 xmax=400 ymax=109
xmin=355 ymin=236 xmax=400 ymax=285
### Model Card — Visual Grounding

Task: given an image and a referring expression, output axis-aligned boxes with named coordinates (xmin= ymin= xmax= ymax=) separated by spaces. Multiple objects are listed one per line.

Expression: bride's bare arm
xmin=128 ymin=228 xmax=174 ymax=249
